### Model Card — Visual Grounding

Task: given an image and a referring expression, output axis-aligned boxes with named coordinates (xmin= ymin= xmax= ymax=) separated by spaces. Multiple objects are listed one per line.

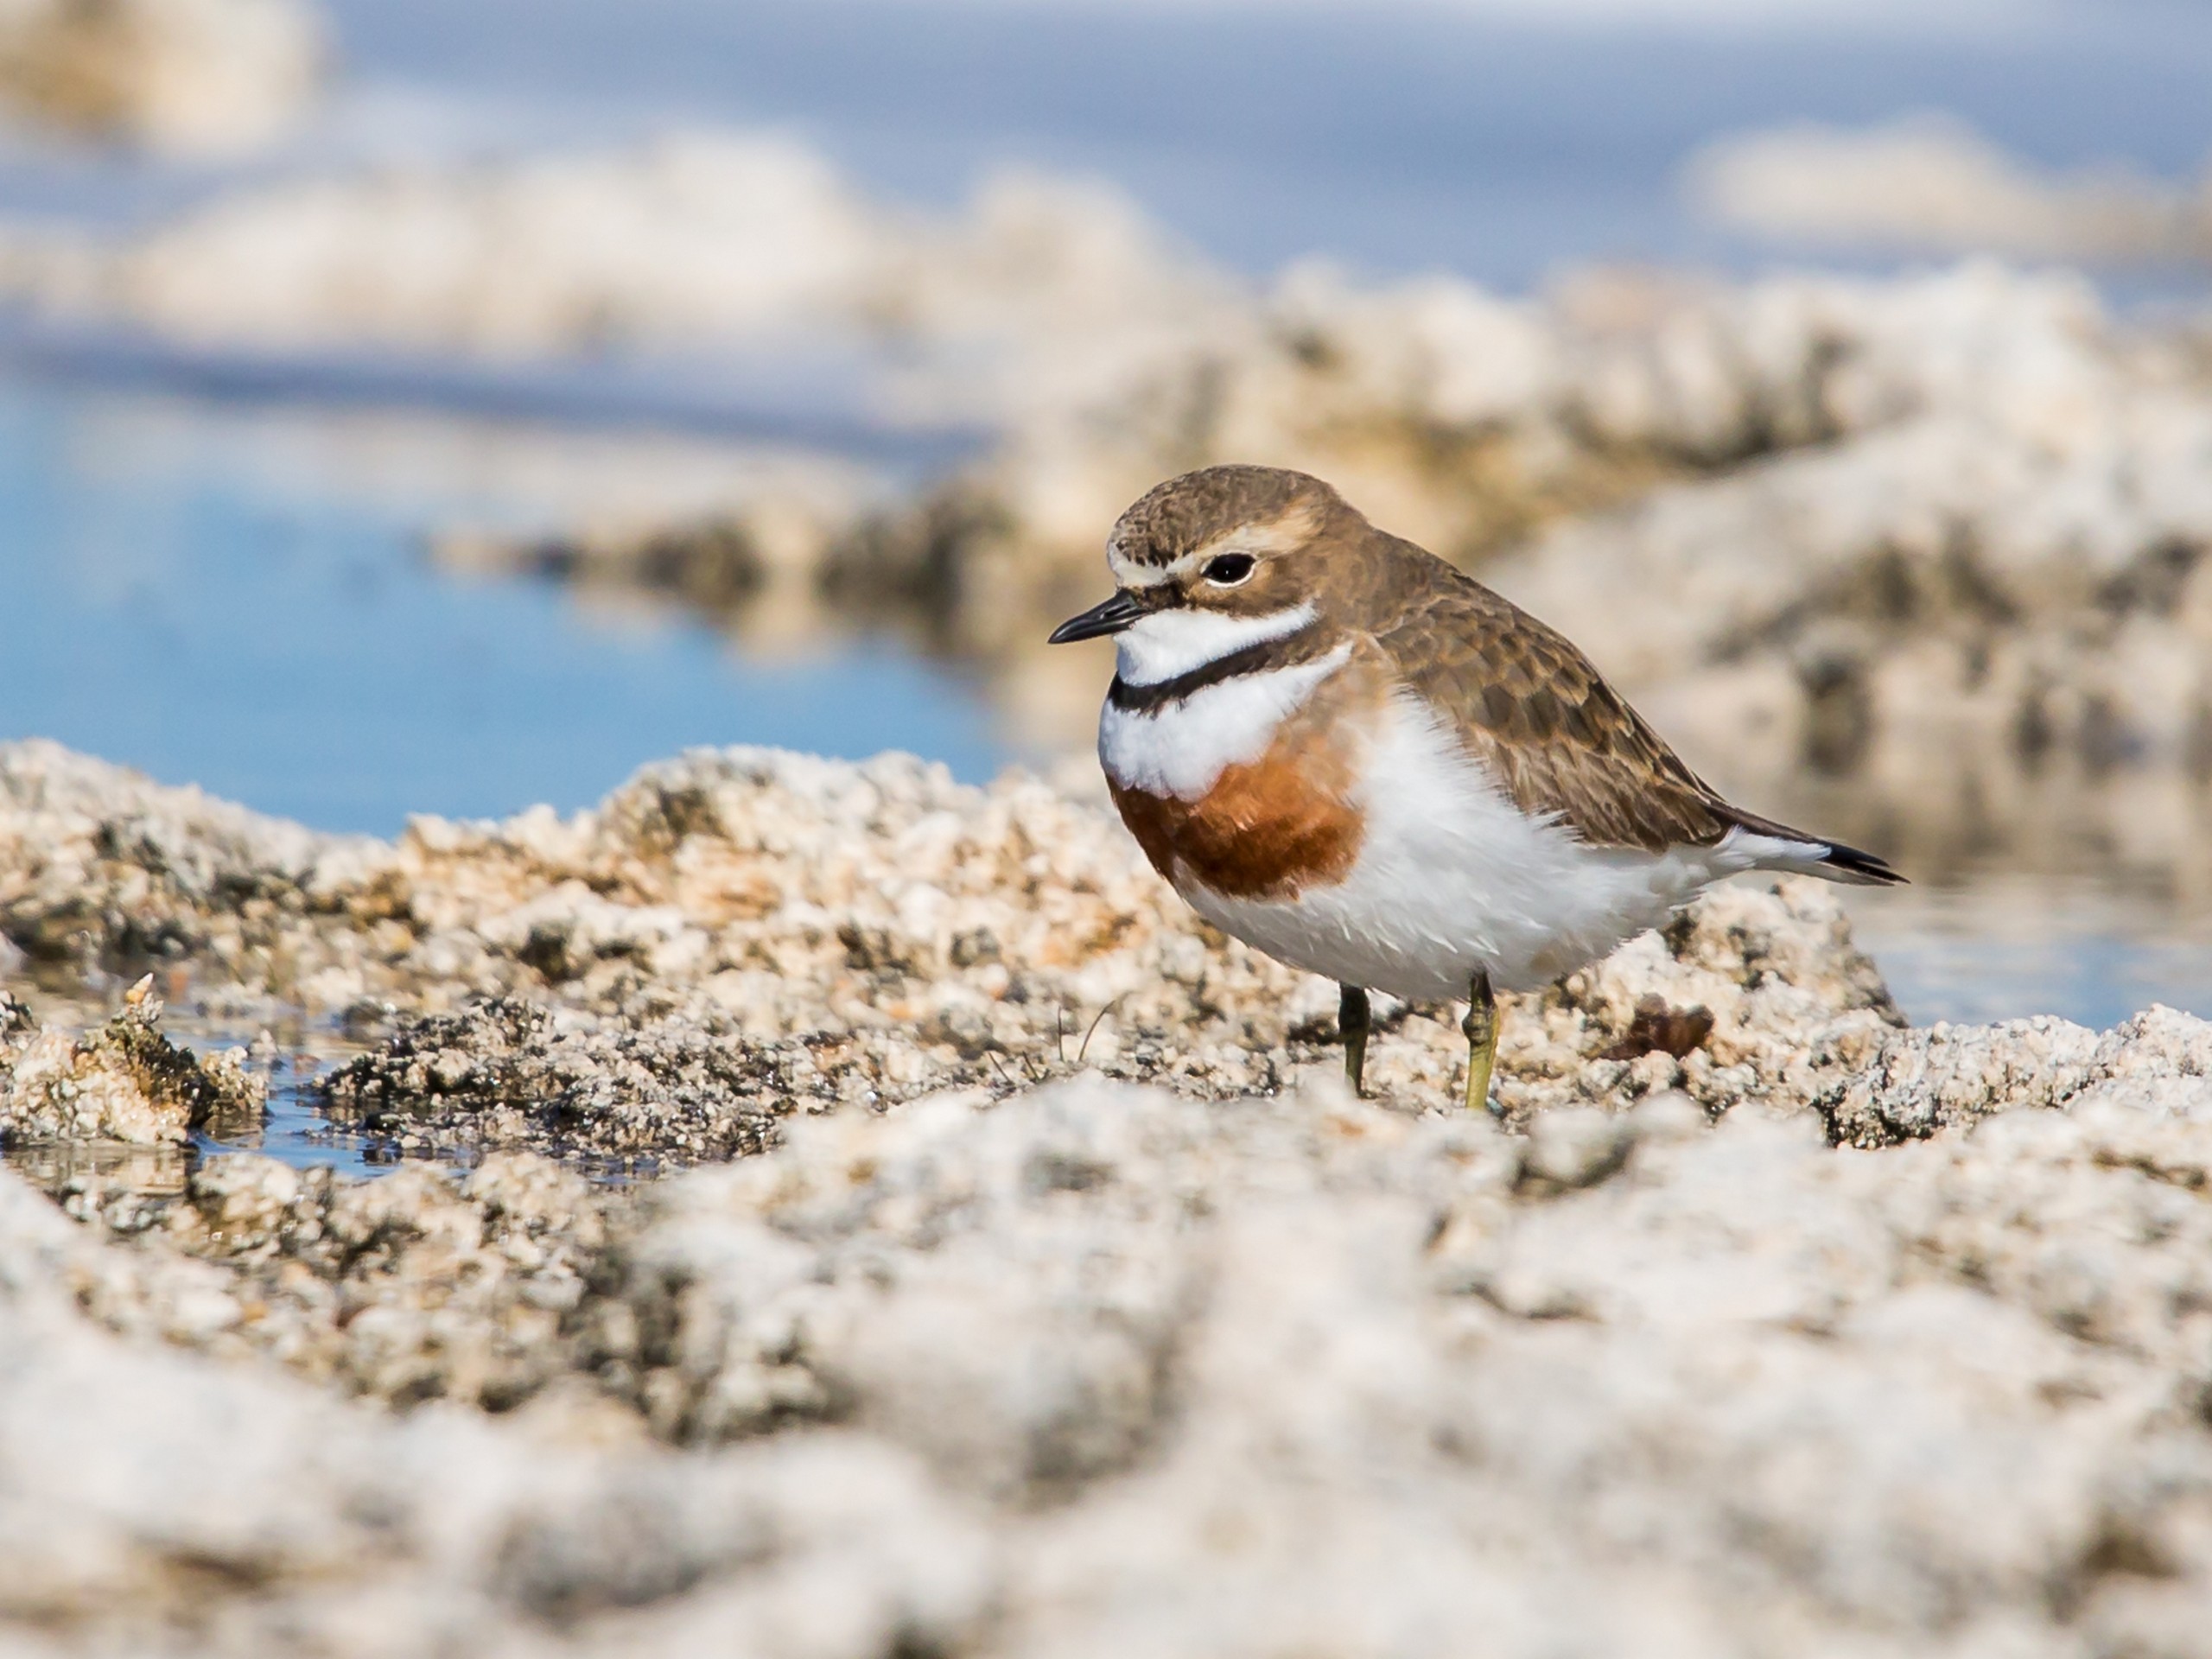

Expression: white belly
xmin=1178 ymin=691 xmax=1764 ymax=1000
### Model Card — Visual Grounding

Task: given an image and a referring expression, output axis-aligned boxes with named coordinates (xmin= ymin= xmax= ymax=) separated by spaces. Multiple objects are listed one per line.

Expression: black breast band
xmin=1107 ymin=632 xmax=1323 ymax=714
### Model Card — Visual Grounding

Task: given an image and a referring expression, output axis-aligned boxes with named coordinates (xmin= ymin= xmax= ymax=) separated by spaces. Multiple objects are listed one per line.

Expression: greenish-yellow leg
xmin=1339 ymin=983 xmax=1370 ymax=1097
xmin=1461 ymin=969 xmax=1499 ymax=1115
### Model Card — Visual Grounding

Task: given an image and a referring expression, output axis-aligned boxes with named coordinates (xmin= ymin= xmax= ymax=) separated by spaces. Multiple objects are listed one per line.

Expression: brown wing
xmin=1376 ymin=576 xmax=1731 ymax=852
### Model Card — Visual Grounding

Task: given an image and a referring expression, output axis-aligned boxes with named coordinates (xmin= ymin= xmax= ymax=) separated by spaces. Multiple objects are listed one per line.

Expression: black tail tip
xmin=1821 ymin=838 xmax=1907 ymax=887
xmin=1717 ymin=802 xmax=1905 ymax=887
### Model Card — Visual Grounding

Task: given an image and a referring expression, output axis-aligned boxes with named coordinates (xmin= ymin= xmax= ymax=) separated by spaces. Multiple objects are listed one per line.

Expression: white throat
xmin=1114 ymin=602 xmax=1316 ymax=687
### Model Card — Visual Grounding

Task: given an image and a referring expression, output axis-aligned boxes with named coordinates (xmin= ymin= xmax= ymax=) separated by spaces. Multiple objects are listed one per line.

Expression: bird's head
xmin=1047 ymin=466 xmax=1369 ymax=682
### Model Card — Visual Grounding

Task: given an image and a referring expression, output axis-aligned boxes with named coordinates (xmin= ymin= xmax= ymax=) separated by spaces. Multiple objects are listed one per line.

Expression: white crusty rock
xmin=0 ymin=131 xmax=1230 ymax=390
xmin=0 ymin=986 xmax=261 ymax=1147
xmin=67 ymin=1148 xmax=621 ymax=1411
xmin=1826 ymin=1002 xmax=2212 ymax=1147
xmin=22 ymin=1029 xmax=2212 ymax=1654
xmin=0 ymin=739 xmax=349 ymax=972
xmin=1688 ymin=115 xmax=2211 ymax=267
xmin=0 ymin=1154 xmax=992 ymax=1657
xmin=0 ymin=740 xmax=1902 ymax=1158
xmin=5 ymin=742 xmax=2212 ymax=1650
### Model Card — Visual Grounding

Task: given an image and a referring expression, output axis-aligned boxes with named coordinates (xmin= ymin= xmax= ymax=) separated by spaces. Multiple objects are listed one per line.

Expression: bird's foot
xmin=1461 ymin=969 xmax=1498 ymax=1116
xmin=1338 ymin=982 xmax=1371 ymax=1097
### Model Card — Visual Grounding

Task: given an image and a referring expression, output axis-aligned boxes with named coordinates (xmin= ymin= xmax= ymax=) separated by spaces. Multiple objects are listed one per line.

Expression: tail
xmin=1713 ymin=803 xmax=1905 ymax=887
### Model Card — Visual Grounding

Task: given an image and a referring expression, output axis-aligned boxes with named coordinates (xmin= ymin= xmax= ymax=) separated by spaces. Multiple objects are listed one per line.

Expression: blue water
xmin=194 ymin=1052 xmax=389 ymax=1181
xmin=0 ymin=374 xmax=1009 ymax=834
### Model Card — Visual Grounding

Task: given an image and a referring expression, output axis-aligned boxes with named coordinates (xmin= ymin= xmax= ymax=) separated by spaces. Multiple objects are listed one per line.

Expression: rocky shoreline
xmin=3 ymin=740 xmax=2212 ymax=1653
xmin=0 ymin=736 xmax=1913 ymax=1134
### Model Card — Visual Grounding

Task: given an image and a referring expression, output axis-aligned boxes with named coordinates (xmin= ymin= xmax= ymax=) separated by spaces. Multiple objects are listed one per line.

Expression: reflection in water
xmin=5 ymin=1135 xmax=189 ymax=1198
xmin=0 ymin=372 xmax=1011 ymax=835
xmin=0 ymin=992 xmax=391 ymax=1193
xmin=192 ymin=1047 xmax=392 ymax=1181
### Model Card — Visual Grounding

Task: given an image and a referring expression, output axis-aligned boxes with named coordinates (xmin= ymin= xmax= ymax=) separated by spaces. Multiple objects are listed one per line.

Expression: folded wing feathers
xmin=1382 ymin=577 xmax=1904 ymax=885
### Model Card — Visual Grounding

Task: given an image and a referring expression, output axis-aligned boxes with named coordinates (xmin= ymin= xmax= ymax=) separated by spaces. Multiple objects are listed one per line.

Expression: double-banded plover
xmin=1050 ymin=464 xmax=1902 ymax=1109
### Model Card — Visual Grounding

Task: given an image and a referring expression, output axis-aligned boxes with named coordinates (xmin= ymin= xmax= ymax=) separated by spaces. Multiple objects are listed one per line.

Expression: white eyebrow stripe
xmin=1114 ymin=601 xmax=1317 ymax=687
xmin=1112 ymin=563 xmax=1176 ymax=588
xmin=1107 ymin=548 xmax=1201 ymax=588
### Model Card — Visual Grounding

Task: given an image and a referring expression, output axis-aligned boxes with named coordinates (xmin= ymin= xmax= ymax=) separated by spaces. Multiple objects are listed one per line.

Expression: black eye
xmin=1202 ymin=553 xmax=1255 ymax=586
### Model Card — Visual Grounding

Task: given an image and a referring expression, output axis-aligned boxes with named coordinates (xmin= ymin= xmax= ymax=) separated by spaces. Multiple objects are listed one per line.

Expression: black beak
xmin=1047 ymin=589 xmax=1142 ymax=645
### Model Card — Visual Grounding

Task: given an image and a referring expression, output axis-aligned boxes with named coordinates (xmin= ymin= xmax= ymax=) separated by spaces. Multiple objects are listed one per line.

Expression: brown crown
xmin=1108 ymin=466 xmax=1351 ymax=569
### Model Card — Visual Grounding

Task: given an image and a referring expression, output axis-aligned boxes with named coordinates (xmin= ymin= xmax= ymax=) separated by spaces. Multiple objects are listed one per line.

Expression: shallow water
xmin=192 ymin=1039 xmax=388 ymax=1181
xmin=0 ymin=995 xmax=679 ymax=1191
xmin=0 ymin=993 xmax=387 ymax=1190
xmin=1847 ymin=880 xmax=2212 ymax=1032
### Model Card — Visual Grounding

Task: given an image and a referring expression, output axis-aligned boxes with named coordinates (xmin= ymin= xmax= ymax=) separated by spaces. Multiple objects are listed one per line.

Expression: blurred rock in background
xmin=1688 ymin=115 xmax=2212 ymax=269
xmin=0 ymin=0 xmax=321 ymax=156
